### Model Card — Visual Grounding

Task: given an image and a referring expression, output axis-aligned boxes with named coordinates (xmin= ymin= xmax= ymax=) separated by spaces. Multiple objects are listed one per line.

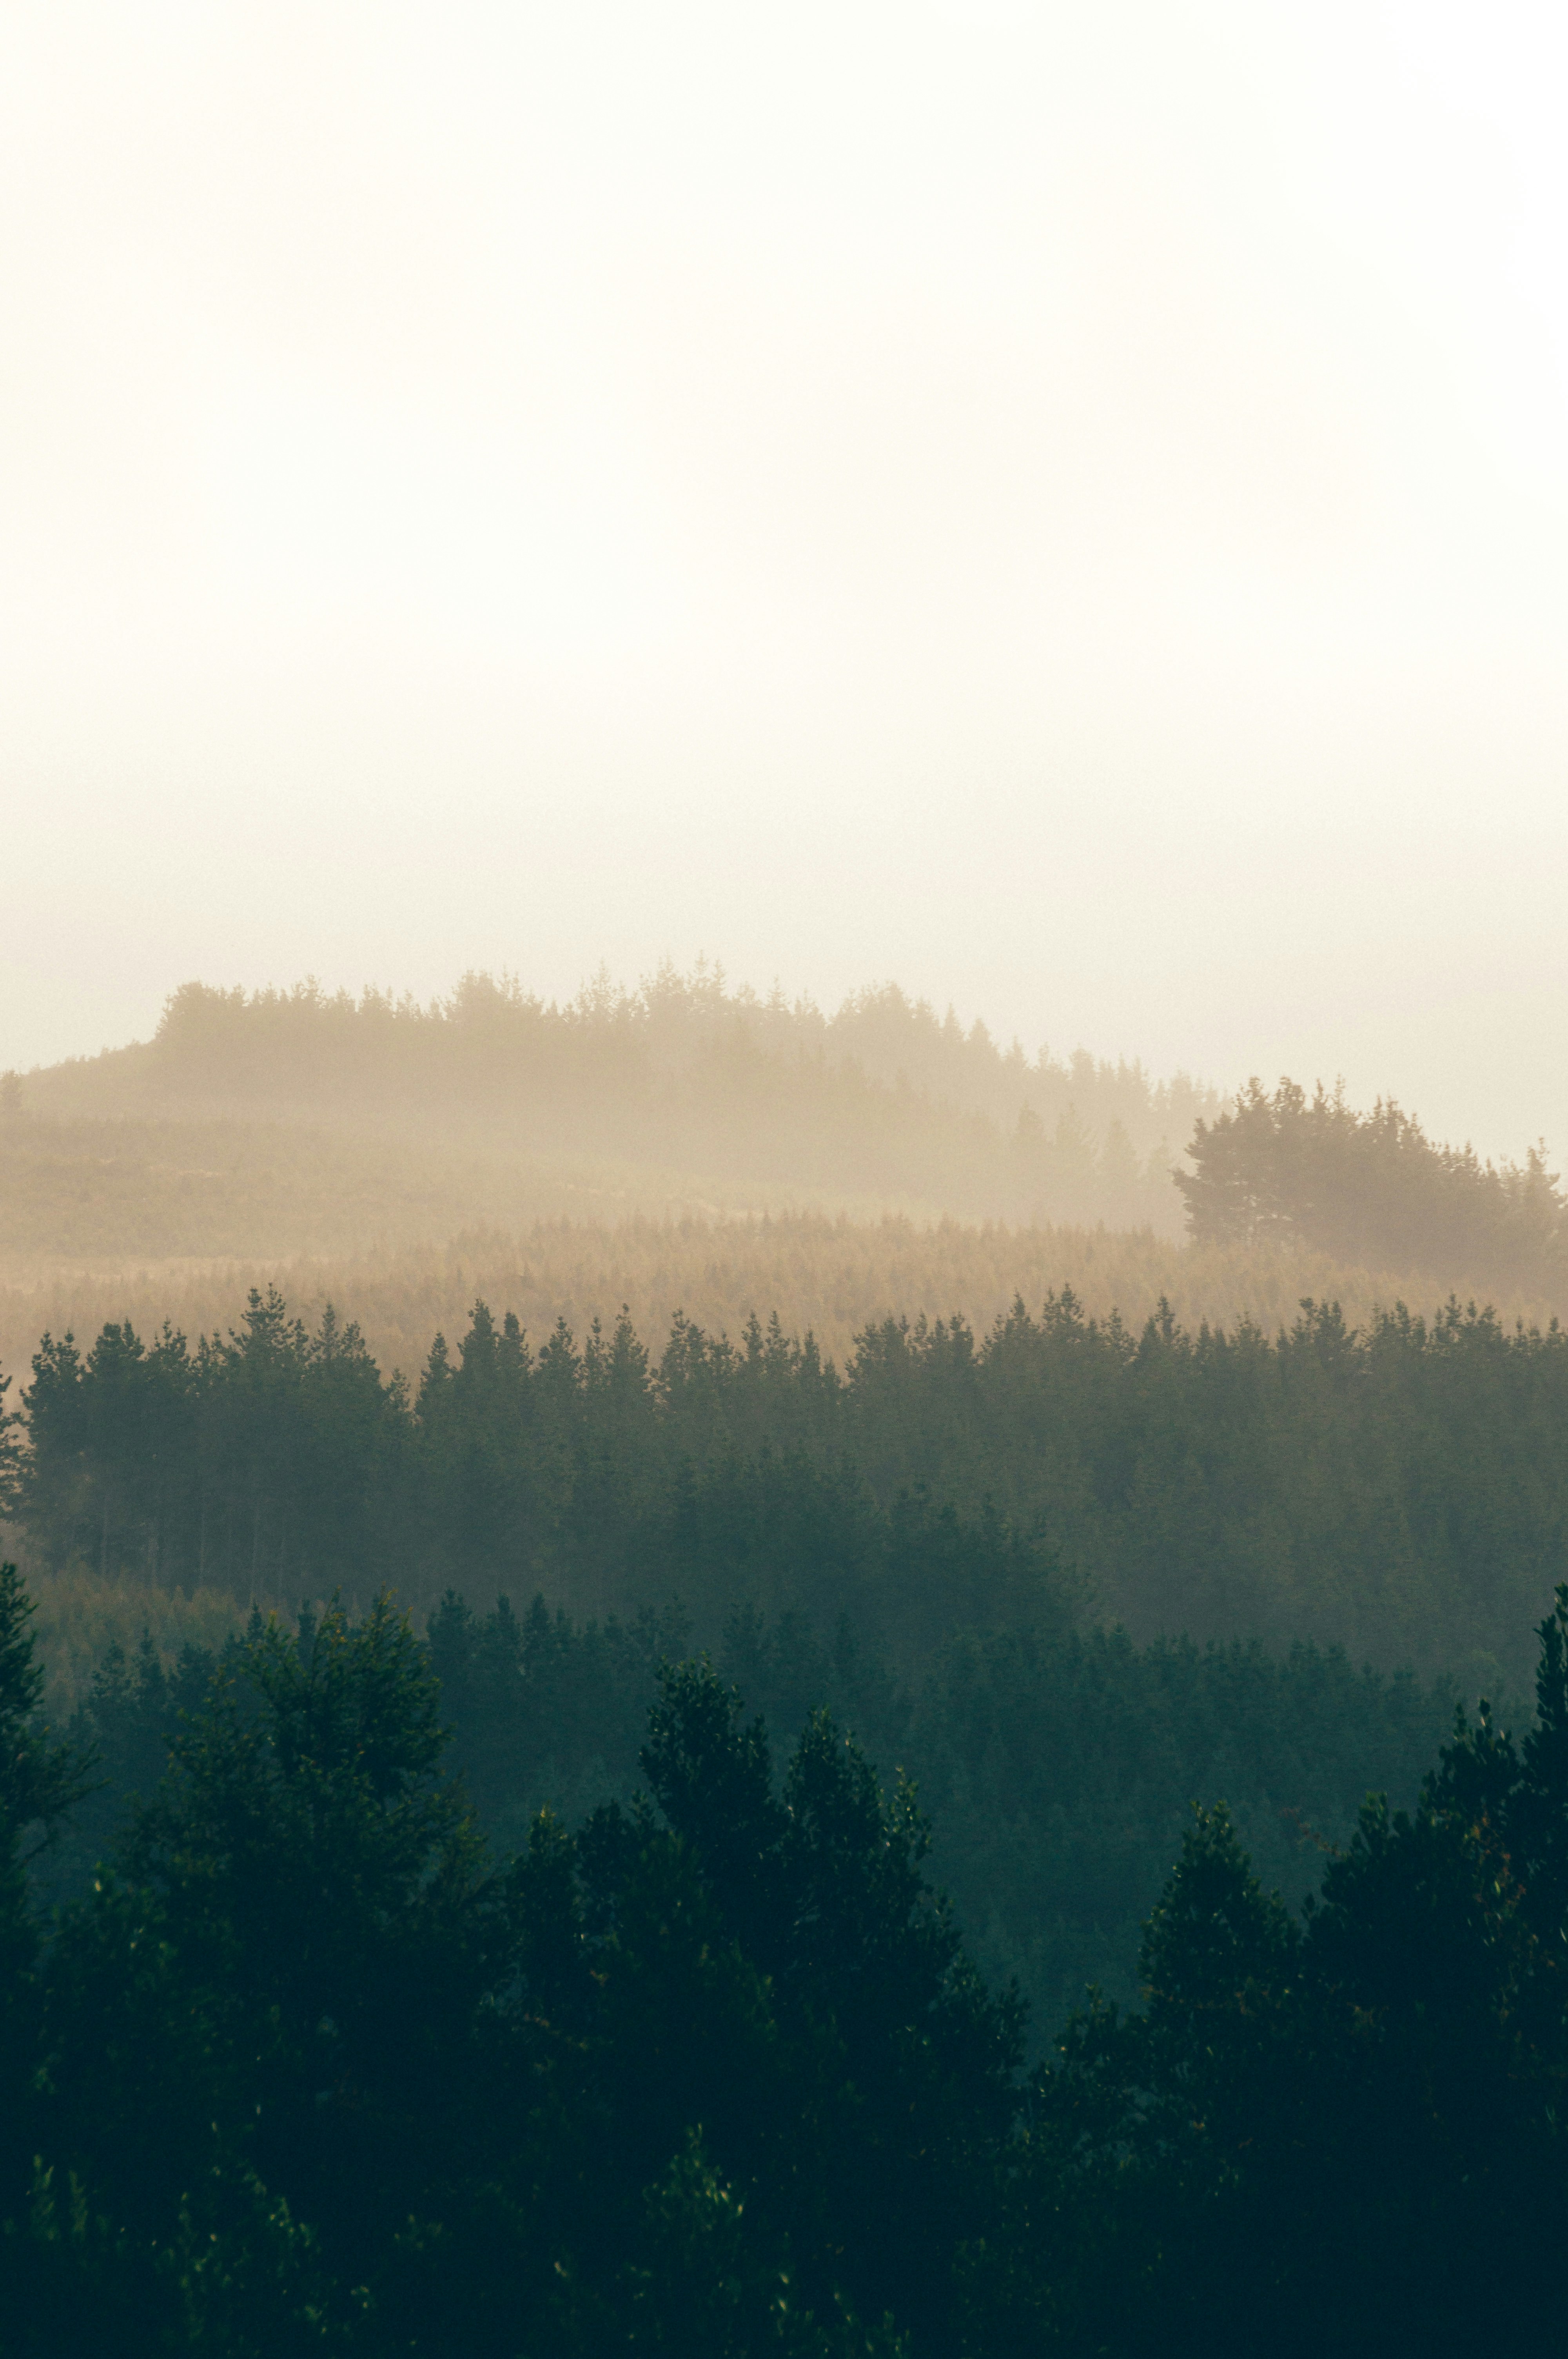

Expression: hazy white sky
xmin=4 ymin=0 xmax=1567 ymax=1156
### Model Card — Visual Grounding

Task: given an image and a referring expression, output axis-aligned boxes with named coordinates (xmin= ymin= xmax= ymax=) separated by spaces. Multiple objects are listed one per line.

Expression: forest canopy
xmin=2 ymin=1558 xmax=1567 ymax=2352
xmin=12 ymin=968 xmax=1212 ymax=1235
xmin=9 ymin=1283 xmax=1568 ymax=1685
xmin=144 ymin=968 xmax=1209 ymax=1154
xmin=1178 ymin=1075 xmax=1566 ymax=1291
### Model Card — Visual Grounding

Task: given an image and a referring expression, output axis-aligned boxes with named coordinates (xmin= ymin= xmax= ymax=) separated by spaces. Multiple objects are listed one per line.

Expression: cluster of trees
xmin=142 ymin=969 xmax=1213 ymax=1163
xmin=20 ymin=968 xmax=1568 ymax=1287
xmin=57 ymin=1588 xmax=1452 ymax=2035
xmin=4 ymin=1559 xmax=1568 ymax=2351
xmin=12 ymin=1284 xmax=1568 ymax=1678
xmin=19 ymin=969 xmax=1207 ymax=1232
xmin=1180 ymin=1076 xmax=1566 ymax=1291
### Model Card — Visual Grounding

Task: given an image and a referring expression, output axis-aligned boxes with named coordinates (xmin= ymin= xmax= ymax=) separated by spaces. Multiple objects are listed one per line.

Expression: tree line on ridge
xmin=18 ymin=969 xmax=1568 ymax=1287
xmin=10 ymin=1284 xmax=1568 ymax=1678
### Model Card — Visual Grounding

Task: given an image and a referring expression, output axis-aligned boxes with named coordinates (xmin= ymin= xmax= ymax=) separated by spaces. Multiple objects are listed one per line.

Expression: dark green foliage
xmin=19 ymin=1284 xmax=1568 ymax=1680
xmin=501 ymin=1663 xmax=1022 ymax=2355
xmin=0 ymin=1565 xmax=87 ymax=1862
xmin=0 ymin=1568 xmax=1021 ymax=2354
xmin=0 ymin=1564 xmax=92 ymax=2020
xmin=22 ymin=1290 xmax=405 ymax=1599
xmin=40 ymin=1579 xmax=1455 ymax=2041
xmin=886 ymin=1620 xmax=1452 ymax=2027
xmin=3 ymin=1548 xmax=1568 ymax=2350
xmin=0 ymin=1357 xmax=20 ymax=1519
xmin=423 ymin=1587 xmax=688 ymax=1850
xmin=417 ymin=1592 xmax=1453 ymax=2032
xmin=38 ymin=1629 xmax=217 ymax=1907
xmin=966 ymin=1591 xmax=1568 ymax=2354
xmin=0 ymin=1566 xmax=98 ymax=2332
xmin=0 ymin=1585 xmax=495 ymax=2350
xmin=35 ymin=1597 xmax=498 ymax=2324
xmin=1178 ymin=1073 xmax=1566 ymax=1289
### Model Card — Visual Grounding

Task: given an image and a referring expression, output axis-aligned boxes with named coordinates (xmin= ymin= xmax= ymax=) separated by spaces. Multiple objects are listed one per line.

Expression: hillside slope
xmin=9 ymin=969 xmax=1214 ymax=1238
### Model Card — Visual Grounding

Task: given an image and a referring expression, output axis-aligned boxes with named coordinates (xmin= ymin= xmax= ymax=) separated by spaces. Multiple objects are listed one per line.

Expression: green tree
xmin=0 ymin=1566 xmax=99 ymax=2345
xmin=505 ymin=1661 xmax=1023 ymax=2356
xmin=0 ymin=1363 xmax=21 ymax=1521
xmin=980 ymin=1590 xmax=1568 ymax=2355
xmin=34 ymin=1593 xmax=503 ymax=2347
xmin=1178 ymin=1074 xmax=1567 ymax=1289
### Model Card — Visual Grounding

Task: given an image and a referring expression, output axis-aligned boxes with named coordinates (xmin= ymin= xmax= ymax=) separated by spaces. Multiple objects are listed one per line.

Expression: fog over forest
xmin=7 ymin=0 xmax=1568 ymax=2342
xmin=7 ymin=965 xmax=1568 ymax=2348
xmin=9 ymin=967 xmax=1565 ymax=2349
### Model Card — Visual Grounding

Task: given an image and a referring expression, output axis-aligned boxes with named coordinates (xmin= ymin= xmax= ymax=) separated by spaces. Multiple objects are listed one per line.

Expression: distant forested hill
xmin=10 ymin=970 xmax=1566 ymax=1301
xmin=9 ymin=968 xmax=1215 ymax=1234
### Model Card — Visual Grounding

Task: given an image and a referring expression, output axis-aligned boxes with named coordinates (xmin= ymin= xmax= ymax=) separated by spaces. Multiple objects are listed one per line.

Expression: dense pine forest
xmin=46 ymin=1555 xmax=1453 ymax=2037
xmin=0 ymin=1267 xmax=1555 ymax=2037
xmin=10 ymin=0 xmax=1561 ymax=2315
xmin=9 ymin=1283 xmax=1564 ymax=1681
xmin=15 ymin=1212 xmax=1561 ymax=1438
xmin=7 ymin=974 xmax=1568 ymax=2346
xmin=2 ymin=1556 xmax=1566 ymax=2352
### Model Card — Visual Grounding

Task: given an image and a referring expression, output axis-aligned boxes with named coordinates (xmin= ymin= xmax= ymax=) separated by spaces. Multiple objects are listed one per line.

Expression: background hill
xmin=5 ymin=968 xmax=1212 ymax=1249
xmin=7 ymin=965 xmax=1568 ymax=1401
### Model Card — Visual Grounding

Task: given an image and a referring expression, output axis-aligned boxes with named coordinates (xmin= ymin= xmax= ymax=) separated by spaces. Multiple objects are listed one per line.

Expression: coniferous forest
xmin=2 ymin=1557 xmax=1568 ymax=2353
xmin=10 ymin=0 xmax=1564 ymax=2332
xmin=4 ymin=976 xmax=1568 ymax=2349
xmin=13 ymin=1283 xmax=1565 ymax=1683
